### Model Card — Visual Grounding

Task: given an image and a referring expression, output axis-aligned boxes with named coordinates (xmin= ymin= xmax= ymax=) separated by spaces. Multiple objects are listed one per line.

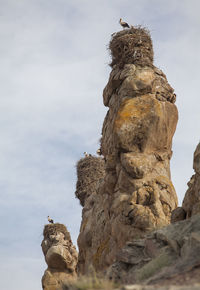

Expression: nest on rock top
xmin=43 ymin=223 xmax=71 ymax=241
xmin=109 ymin=26 xmax=154 ymax=68
xmin=75 ymin=156 xmax=105 ymax=206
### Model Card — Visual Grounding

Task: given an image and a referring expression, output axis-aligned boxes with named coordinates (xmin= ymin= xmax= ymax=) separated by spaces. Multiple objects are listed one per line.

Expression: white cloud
xmin=0 ymin=0 xmax=200 ymax=289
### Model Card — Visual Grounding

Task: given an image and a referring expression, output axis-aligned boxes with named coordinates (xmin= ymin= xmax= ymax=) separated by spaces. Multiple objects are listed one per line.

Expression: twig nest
xmin=109 ymin=26 xmax=153 ymax=68
xmin=75 ymin=156 xmax=105 ymax=206
xmin=43 ymin=223 xmax=71 ymax=241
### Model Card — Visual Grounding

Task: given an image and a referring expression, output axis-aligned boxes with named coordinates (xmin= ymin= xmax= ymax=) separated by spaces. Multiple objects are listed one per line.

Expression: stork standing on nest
xmin=47 ymin=216 xmax=54 ymax=224
xmin=96 ymin=148 xmax=102 ymax=156
xmin=84 ymin=152 xmax=92 ymax=157
xmin=119 ymin=18 xmax=130 ymax=29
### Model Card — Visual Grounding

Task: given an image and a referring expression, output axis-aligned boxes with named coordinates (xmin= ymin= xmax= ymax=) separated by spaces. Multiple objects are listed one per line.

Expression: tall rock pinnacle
xmin=76 ymin=27 xmax=178 ymax=274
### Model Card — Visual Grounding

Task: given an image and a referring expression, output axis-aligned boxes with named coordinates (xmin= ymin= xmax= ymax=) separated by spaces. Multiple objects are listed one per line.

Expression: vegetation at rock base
xmin=63 ymin=271 xmax=118 ymax=290
xmin=135 ymin=249 xmax=173 ymax=282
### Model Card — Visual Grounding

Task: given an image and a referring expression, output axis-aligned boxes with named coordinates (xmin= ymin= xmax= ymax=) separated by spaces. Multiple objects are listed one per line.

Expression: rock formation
xmin=182 ymin=142 xmax=200 ymax=217
xmin=76 ymin=27 xmax=178 ymax=275
xmin=171 ymin=142 xmax=200 ymax=223
xmin=107 ymin=214 xmax=200 ymax=286
xmin=41 ymin=223 xmax=78 ymax=290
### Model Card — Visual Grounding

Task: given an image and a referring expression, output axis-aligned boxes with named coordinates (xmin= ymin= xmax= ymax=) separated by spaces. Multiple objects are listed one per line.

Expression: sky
xmin=0 ymin=0 xmax=200 ymax=289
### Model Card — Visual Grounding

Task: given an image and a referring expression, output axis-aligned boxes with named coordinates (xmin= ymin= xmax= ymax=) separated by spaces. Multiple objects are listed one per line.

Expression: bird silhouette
xmin=119 ymin=18 xmax=130 ymax=29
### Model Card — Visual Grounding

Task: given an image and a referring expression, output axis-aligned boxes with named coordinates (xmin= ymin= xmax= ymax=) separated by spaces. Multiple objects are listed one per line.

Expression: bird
xmin=119 ymin=18 xmax=130 ymax=29
xmin=96 ymin=148 xmax=102 ymax=156
xmin=47 ymin=216 xmax=54 ymax=224
xmin=84 ymin=152 xmax=91 ymax=157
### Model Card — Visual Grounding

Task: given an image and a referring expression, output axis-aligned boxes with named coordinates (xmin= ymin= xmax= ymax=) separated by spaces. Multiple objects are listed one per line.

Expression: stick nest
xmin=109 ymin=26 xmax=154 ymax=68
xmin=75 ymin=156 xmax=105 ymax=206
xmin=43 ymin=223 xmax=71 ymax=241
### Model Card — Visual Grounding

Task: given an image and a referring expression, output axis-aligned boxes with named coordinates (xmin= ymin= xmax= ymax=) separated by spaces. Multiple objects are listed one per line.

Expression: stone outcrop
xmin=76 ymin=27 xmax=178 ymax=275
xmin=182 ymin=142 xmax=200 ymax=217
xmin=107 ymin=214 xmax=200 ymax=286
xmin=41 ymin=223 xmax=78 ymax=290
xmin=171 ymin=142 xmax=200 ymax=223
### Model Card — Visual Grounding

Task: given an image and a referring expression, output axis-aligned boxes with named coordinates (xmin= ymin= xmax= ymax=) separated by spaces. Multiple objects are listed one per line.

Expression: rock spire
xmin=41 ymin=223 xmax=78 ymax=290
xmin=171 ymin=142 xmax=200 ymax=223
xmin=76 ymin=27 xmax=178 ymax=274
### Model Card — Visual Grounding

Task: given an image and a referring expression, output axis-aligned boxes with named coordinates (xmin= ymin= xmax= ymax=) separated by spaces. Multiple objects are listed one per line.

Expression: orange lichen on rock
xmin=114 ymin=96 xmax=153 ymax=129
xmin=93 ymin=238 xmax=110 ymax=270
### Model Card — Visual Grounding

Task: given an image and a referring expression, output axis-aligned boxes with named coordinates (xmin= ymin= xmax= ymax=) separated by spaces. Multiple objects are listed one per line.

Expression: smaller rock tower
xmin=41 ymin=223 xmax=78 ymax=290
xmin=172 ymin=142 xmax=200 ymax=222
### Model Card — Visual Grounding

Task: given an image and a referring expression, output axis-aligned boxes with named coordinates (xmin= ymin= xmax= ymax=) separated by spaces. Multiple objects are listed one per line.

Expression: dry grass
xmin=109 ymin=26 xmax=153 ymax=68
xmin=63 ymin=269 xmax=118 ymax=290
xmin=135 ymin=249 xmax=173 ymax=282
xmin=64 ymin=276 xmax=117 ymax=290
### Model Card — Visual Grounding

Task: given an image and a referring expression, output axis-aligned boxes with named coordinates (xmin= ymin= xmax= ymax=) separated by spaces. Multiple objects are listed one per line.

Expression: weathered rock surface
xmin=171 ymin=142 xmax=200 ymax=222
xmin=41 ymin=223 xmax=78 ymax=290
xmin=77 ymin=27 xmax=178 ymax=275
xmin=121 ymin=285 xmax=200 ymax=290
xmin=107 ymin=214 xmax=200 ymax=286
xmin=182 ymin=142 xmax=200 ymax=217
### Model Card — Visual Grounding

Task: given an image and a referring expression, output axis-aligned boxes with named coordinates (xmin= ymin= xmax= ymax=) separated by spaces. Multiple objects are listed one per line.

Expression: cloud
xmin=1 ymin=1 xmax=200 ymax=289
xmin=0 ymin=253 xmax=45 ymax=290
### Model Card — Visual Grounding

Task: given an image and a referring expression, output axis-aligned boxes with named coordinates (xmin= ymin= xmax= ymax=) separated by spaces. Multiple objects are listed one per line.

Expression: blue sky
xmin=0 ymin=0 xmax=200 ymax=289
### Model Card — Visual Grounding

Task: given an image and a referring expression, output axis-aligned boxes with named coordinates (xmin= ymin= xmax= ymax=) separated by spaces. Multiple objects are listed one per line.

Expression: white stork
xmin=119 ymin=18 xmax=130 ymax=29
xmin=96 ymin=148 xmax=102 ymax=156
xmin=47 ymin=216 xmax=54 ymax=224
xmin=84 ymin=152 xmax=92 ymax=157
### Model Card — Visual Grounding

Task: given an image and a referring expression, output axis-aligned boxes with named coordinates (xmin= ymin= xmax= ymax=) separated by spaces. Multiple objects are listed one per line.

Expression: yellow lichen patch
xmin=81 ymin=217 xmax=88 ymax=232
xmin=114 ymin=95 xmax=160 ymax=130
xmin=155 ymin=175 xmax=175 ymax=192
xmin=154 ymin=97 xmax=163 ymax=118
xmin=92 ymin=238 xmax=110 ymax=269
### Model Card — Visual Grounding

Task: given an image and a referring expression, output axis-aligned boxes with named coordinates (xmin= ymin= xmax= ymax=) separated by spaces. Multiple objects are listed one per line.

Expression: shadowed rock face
xmin=41 ymin=223 xmax=78 ymax=290
xmin=76 ymin=28 xmax=178 ymax=275
xmin=107 ymin=214 xmax=200 ymax=286
xmin=182 ymin=143 xmax=200 ymax=217
xmin=172 ymin=142 xmax=200 ymax=223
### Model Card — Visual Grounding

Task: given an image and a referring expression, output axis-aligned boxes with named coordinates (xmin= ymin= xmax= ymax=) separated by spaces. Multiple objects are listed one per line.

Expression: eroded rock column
xmin=172 ymin=142 xmax=200 ymax=223
xmin=77 ymin=27 xmax=178 ymax=275
xmin=41 ymin=223 xmax=78 ymax=290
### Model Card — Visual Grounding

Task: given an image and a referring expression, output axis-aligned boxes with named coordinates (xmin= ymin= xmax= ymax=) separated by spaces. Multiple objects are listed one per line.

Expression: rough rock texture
xmin=171 ymin=142 xmax=200 ymax=222
xmin=77 ymin=27 xmax=178 ymax=275
xmin=107 ymin=214 xmax=200 ymax=286
xmin=182 ymin=142 xmax=200 ymax=217
xmin=41 ymin=223 xmax=78 ymax=290
xmin=121 ymin=285 xmax=200 ymax=290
